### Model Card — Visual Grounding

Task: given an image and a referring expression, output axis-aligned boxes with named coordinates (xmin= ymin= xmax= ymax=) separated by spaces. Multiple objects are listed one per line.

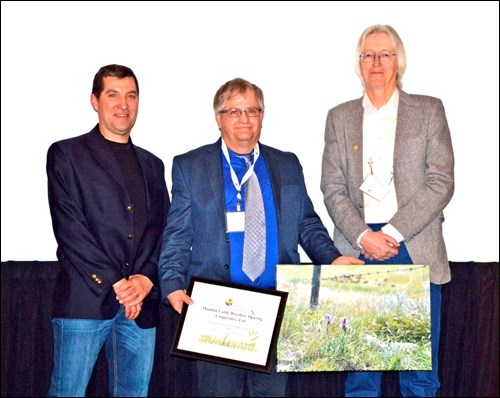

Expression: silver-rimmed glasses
xmin=218 ymin=108 xmax=263 ymax=118
xmin=359 ymin=50 xmax=397 ymax=63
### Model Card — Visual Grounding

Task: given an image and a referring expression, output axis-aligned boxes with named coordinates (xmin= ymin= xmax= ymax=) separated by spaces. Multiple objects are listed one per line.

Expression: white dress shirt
xmin=360 ymin=90 xmax=404 ymax=243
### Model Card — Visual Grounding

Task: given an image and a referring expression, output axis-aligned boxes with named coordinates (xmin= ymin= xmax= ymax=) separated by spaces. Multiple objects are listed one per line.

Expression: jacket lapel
xmin=346 ymin=101 xmax=365 ymax=191
xmin=259 ymin=144 xmax=281 ymax=218
xmin=394 ymin=91 xmax=417 ymax=165
xmin=206 ymin=139 xmax=227 ymax=230
xmin=85 ymin=126 xmax=128 ymax=191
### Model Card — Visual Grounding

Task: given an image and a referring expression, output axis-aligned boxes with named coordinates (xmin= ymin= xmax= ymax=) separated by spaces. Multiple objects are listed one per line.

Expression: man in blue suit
xmin=46 ymin=64 xmax=170 ymax=397
xmin=158 ymin=77 xmax=363 ymax=397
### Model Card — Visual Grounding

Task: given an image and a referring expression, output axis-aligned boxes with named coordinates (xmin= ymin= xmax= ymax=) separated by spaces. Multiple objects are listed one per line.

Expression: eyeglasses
xmin=359 ymin=50 xmax=397 ymax=63
xmin=218 ymin=108 xmax=263 ymax=118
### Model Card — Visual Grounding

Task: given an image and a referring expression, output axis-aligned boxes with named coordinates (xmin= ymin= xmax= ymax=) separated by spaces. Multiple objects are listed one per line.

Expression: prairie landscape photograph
xmin=276 ymin=264 xmax=431 ymax=372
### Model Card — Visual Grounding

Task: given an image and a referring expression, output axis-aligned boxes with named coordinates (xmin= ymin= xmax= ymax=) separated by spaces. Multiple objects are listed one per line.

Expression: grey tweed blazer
xmin=321 ymin=90 xmax=455 ymax=284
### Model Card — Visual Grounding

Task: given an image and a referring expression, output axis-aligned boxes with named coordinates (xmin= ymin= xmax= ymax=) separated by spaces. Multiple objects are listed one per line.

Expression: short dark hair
xmin=91 ymin=64 xmax=139 ymax=99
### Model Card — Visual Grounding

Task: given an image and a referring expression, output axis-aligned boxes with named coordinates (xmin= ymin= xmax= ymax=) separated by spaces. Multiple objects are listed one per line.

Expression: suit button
xmin=125 ymin=262 xmax=130 ymax=267
xmin=127 ymin=206 xmax=134 ymax=213
xmin=224 ymin=264 xmax=229 ymax=270
xmin=127 ymin=235 xmax=133 ymax=240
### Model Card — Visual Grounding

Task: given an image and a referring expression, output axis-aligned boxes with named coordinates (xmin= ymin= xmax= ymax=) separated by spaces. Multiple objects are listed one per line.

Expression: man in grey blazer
xmin=158 ymin=77 xmax=362 ymax=397
xmin=321 ymin=25 xmax=454 ymax=397
xmin=46 ymin=64 xmax=170 ymax=397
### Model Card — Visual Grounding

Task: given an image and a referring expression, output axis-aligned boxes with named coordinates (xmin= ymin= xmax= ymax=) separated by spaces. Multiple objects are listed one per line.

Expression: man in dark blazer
xmin=158 ymin=77 xmax=362 ymax=397
xmin=46 ymin=64 xmax=170 ymax=397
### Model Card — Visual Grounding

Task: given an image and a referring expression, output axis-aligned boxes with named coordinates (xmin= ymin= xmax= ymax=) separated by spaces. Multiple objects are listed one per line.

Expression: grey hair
xmin=213 ymin=78 xmax=264 ymax=113
xmin=354 ymin=24 xmax=407 ymax=90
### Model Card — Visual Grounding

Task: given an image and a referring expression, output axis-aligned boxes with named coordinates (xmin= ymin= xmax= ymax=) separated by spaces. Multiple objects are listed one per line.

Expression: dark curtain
xmin=1 ymin=261 xmax=498 ymax=397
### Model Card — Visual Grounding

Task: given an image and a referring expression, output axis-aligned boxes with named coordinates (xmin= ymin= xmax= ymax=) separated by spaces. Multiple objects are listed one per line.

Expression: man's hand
xmin=167 ymin=289 xmax=194 ymax=314
xmin=360 ymin=230 xmax=399 ymax=261
xmin=124 ymin=303 xmax=142 ymax=320
xmin=113 ymin=275 xmax=153 ymax=306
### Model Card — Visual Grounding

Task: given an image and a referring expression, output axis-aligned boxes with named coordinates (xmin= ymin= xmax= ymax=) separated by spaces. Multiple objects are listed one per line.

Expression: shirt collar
xmin=362 ymin=90 xmax=399 ymax=114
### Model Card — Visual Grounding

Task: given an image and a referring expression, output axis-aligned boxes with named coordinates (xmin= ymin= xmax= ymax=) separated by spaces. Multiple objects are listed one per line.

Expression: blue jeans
xmin=48 ymin=306 xmax=156 ymax=397
xmin=345 ymin=228 xmax=442 ymax=397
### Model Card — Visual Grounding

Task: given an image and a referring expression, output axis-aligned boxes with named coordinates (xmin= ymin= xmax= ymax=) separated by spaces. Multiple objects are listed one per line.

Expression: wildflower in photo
xmin=324 ymin=313 xmax=334 ymax=335
xmin=341 ymin=316 xmax=350 ymax=331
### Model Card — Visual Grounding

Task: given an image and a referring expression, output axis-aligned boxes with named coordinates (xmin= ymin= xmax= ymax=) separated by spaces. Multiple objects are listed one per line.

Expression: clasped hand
xmin=360 ymin=230 xmax=399 ymax=261
xmin=113 ymin=275 xmax=153 ymax=320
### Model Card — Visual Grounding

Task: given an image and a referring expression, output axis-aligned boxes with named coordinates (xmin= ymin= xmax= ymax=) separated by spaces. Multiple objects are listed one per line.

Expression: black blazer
xmin=46 ymin=124 xmax=170 ymax=328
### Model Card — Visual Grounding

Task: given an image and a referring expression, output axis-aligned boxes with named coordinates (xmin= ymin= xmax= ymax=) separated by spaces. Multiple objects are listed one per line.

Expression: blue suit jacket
xmin=46 ymin=125 xmax=170 ymax=328
xmin=158 ymin=138 xmax=340 ymax=298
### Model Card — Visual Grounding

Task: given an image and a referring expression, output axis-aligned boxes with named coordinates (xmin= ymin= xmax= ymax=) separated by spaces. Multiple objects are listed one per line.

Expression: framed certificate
xmin=171 ymin=277 xmax=288 ymax=373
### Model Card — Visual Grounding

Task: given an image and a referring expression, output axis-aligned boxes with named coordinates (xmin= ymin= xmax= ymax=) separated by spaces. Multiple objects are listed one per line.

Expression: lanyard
xmin=221 ymin=140 xmax=260 ymax=211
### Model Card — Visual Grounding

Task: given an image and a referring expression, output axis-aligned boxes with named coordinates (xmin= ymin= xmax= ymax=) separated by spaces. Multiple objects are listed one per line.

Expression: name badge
xmin=226 ymin=211 xmax=245 ymax=232
xmin=359 ymin=174 xmax=392 ymax=201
